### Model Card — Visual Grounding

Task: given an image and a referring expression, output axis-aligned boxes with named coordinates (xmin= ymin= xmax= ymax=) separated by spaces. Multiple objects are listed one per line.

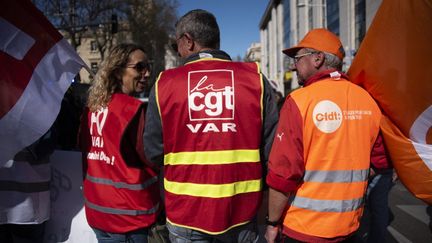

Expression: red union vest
xmin=156 ymin=58 xmax=264 ymax=234
xmin=283 ymin=77 xmax=381 ymax=239
xmin=80 ymin=93 xmax=159 ymax=233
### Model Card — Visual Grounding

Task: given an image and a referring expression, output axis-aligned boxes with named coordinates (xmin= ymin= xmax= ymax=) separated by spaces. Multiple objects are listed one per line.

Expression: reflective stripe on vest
xmin=86 ymin=174 xmax=157 ymax=190
xmin=164 ymin=178 xmax=262 ymax=198
xmin=0 ymin=180 xmax=50 ymax=193
xmin=164 ymin=149 xmax=260 ymax=165
xmin=303 ymin=169 xmax=369 ymax=183
xmin=290 ymin=195 xmax=364 ymax=212
xmin=85 ymin=199 xmax=160 ymax=216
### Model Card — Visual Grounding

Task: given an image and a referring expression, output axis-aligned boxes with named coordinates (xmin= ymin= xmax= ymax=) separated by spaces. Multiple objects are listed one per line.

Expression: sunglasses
xmin=125 ymin=62 xmax=151 ymax=72
xmin=293 ymin=52 xmax=318 ymax=64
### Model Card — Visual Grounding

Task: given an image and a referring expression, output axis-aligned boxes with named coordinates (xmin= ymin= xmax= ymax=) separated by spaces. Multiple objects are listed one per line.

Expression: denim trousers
xmin=366 ymin=173 xmax=394 ymax=243
xmin=92 ymin=227 xmax=149 ymax=243
xmin=166 ymin=220 xmax=259 ymax=243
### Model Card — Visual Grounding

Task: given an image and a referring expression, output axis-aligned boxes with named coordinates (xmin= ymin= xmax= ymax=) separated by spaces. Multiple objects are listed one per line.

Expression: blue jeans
xmin=166 ymin=221 xmax=259 ymax=243
xmin=92 ymin=227 xmax=149 ymax=243
xmin=366 ymin=172 xmax=394 ymax=243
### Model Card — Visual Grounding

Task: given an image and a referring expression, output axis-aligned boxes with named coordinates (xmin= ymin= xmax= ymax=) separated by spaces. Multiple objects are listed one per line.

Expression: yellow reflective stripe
xmin=164 ymin=178 xmax=262 ymax=198
xmin=164 ymin=149 xmax=260 ymax=165
xmin=166 ymin=218 xmax=251 ymax=235
xmin=259 ymin=70 xmax=264 ymax=121
xmin=186 ymin=57 xmax=231 ymax=65
xmin=155 ymin=72 xmax=162 ymax=118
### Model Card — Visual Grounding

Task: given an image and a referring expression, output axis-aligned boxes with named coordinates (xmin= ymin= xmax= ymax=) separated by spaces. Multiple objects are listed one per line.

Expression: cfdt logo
xmin=312 ymin=100 xmax=342 ymax=133
xmin=188 ymin=70 xmax=235 ymax=121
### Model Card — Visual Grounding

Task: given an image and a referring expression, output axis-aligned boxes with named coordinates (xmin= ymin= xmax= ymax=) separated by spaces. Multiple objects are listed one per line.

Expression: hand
xmin=392 ymin=170 xmax=399 ymax=183
xmin=265 ymin=225 xmax=279 ymax=243
xmin=369 ymin=168 xmax=376 ymax=178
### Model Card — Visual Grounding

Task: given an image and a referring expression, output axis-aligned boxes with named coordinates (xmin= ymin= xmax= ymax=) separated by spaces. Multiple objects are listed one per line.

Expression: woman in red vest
xmin=79 ymin=43 xmax=160 ymax=243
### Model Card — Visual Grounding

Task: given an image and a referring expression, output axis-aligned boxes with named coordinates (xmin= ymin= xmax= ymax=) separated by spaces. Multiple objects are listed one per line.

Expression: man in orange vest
xmin=144 ymin=9 xmax=279 ymax=243
xmin=264 ymin=28 xmax=391 ymax=243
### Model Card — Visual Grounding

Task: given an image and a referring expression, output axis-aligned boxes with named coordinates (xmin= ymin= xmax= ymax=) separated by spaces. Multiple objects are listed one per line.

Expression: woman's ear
xmin=114 ymin=68 xmax=123 ymax=81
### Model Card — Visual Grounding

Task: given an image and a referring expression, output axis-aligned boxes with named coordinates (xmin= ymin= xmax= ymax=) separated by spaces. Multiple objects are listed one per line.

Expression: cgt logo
xmin=312 ymin=100 xmax=342 ymax=133
xmin=188 ymin=70 xmax=235 ymax=121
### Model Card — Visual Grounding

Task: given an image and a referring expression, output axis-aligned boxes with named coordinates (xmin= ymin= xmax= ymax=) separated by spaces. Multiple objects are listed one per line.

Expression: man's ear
xmin=184 ymin=33 xmax=195 ymax=51
xmin=314 ymin=52 xmax=325 ymax=68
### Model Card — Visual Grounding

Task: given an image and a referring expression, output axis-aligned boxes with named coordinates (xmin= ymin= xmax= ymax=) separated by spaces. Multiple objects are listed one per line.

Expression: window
xmin=326 ymin=0 xmax=339 ymax=35
xmin=355 ymin=0 xmax=366 ymax=49
xmin=91 ymin=62 xmax=98 ymax=74
xmin=90 ymin=41 xmax=98 ymax=51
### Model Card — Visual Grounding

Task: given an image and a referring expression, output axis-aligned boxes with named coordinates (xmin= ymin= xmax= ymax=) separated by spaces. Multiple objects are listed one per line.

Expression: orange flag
xmin=348 ymin=0 xmax=432 ymax=204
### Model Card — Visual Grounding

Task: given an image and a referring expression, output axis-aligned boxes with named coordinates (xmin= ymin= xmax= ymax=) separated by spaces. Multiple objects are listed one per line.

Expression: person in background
xmin=268 ymin=79 xmax=285 ymax=112
xmin=0 ymin=129 xmax=55 ymax=243
xmin=56 ymin=82 xmax=90 ymax=150
xmin=364 ymin=160 xmax=396 ymax=242
xmin=79 ymin=43 xmax=160 ymax=243
xmin=264 ymin=28 xmax=391 ymax=243
xmin=144 ymin=9 xmax=278 ymax=243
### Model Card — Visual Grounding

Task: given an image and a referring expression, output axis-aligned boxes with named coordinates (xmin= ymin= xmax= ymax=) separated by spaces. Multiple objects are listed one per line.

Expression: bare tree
xmin=124 ymin=0 xmax=178 ymax=83
xmin=34 ymin=0 xmax=178 ymax=68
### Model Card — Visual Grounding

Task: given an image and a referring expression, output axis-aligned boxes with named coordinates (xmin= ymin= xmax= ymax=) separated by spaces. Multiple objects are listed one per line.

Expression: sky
xmin=177 ymin=0 xmax=269 ymax=59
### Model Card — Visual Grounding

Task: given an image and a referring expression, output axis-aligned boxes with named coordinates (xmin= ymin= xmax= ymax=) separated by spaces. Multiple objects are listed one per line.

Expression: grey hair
xmin=304 ymin=48 xmax=343 ymax=71
xmin=323 ymin=52 xmax=343 ymax=71
xmin=175 ymin=9 xmax=220 ymax=49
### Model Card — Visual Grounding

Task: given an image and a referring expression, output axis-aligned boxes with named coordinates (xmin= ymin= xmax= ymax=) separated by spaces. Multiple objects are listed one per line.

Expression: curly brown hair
xmin=87 ymin=43 xmax=146 ymax=111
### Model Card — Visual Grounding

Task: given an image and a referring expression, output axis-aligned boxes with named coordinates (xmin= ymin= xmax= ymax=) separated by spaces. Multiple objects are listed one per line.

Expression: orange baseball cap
xmin=282 ymin=28 xmax=345 ymax=60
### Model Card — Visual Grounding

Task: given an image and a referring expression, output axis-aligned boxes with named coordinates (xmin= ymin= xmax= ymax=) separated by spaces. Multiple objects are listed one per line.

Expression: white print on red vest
xmin=90 ymin=108 xmax=107 ymax=148
xmin=187 ymin=70 xmax=237 ymax=133
xmin=313 ymin=100 xmax=343 ymax=133
xmin=87 ymin=107 xmax=116 ymax=165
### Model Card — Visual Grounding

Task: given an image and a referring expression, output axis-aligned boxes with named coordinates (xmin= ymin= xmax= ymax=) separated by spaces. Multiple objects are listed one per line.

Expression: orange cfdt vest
xmin=156 ymin=58 xmax=264 ymax=234
xmin=283 ymin=78 xmax=381 ymax=238
xmin=80 ymin=94 xmax=159 ymax=233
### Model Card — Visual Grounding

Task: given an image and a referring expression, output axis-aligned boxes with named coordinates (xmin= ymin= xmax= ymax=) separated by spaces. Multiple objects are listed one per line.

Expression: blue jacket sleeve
xmin=143 ymin=86 xmax=164 ymax=168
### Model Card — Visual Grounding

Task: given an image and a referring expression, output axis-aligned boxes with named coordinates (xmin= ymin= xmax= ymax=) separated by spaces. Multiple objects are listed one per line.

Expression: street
xmin=379 ymin=181 xmax=431 ymax=243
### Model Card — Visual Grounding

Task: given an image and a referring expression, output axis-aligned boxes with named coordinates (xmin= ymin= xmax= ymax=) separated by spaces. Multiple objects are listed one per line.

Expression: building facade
xmin=260 ymin=0 xmax=382 ymax=94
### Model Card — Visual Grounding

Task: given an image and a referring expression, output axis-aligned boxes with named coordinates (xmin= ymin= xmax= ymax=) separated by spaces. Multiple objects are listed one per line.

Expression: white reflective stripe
xmin=0 ymin=190 xmax=50 ymax=224
xmin=86 ymin=174 xmax=158 ymax=190
xmin=0 ymin=160 xmax=51 ymax=183
xmin=0 ymin=17 xmax=35 ymax=60
xmin=303 ymin=169 xmax=369 ymax=183
xmin=290 ymin=195 xmax=364 ymax=212
xmin=85 ymin=199 xmax=159 ymax=216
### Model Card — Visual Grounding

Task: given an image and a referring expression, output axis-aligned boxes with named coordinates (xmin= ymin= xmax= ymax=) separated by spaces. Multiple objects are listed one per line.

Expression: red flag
xmin=348 ymin=0 xmax=432 ymax=204
xmin=0 ymin=0 xmax=85 ymax=166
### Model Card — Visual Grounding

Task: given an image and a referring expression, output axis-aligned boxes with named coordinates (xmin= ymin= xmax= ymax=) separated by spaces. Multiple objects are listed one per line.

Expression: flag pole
xmin=83 ymin=63 xmax=96 ymax=78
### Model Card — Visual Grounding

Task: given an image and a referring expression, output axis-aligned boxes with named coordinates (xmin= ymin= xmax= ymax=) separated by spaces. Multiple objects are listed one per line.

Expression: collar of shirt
xmin=303 ymin=69 xmax=350 ymax=87
xmin=184 ymin=49 xmax=232 ymax=64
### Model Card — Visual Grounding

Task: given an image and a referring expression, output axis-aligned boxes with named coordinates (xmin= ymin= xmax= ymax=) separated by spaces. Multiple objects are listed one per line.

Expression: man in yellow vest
xmin=265 ymin=28 xmax=391 ymax=242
